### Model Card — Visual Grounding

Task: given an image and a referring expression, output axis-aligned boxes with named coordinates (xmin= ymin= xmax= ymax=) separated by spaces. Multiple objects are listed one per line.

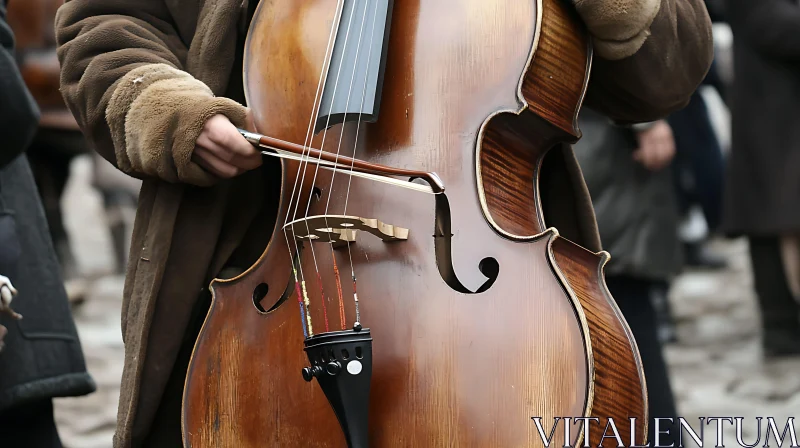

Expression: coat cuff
xmin=106 ymin=63 xmax=249 ymax=186
xmin=592 ymin=28 xmax=652 ymax=61
xmin=630 ymin=121 xmax=659 ymax=132
xmin=574 ymin=0 xmax=662 ymax=60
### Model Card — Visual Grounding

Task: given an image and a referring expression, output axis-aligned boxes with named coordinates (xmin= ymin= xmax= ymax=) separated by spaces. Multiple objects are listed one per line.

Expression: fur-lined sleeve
xmin=582 ymin=0 xmax=714 ymax=124
xmin=55 ymin=0 xmax=246 ymax=186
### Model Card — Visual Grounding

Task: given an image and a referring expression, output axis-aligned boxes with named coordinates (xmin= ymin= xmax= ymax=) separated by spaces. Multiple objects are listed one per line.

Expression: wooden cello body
xmin=183 ymin=0 xmax=647 ymax=446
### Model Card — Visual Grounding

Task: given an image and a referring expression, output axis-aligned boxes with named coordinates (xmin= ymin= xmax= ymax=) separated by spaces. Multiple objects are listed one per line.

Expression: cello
xmin=183 ymin=0 xmax=647 ymax=446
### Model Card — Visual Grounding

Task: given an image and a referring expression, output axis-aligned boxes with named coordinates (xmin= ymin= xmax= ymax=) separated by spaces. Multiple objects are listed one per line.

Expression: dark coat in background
xmin=573 ymin=110 xmax=683 ymax=281
xmin=722 ymin=0 xmax=800 ymax=236
xmin=0 ymin=0 xmax=95 ymax=412
xmin=705 ymin=0 xmax=727 ymax=22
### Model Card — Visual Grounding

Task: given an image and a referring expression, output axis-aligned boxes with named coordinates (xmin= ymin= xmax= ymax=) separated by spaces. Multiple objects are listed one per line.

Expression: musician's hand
xmin=0 ymin=275 xmax=17 ymax=311
xmin=0 ymin=274 xmax=21 ymax=321
xmin=0 ymin=272 xmax=15 ymax=353
xmin=192 ymin=113 xmax=262 ymax=179
xmin=633 ymin=120 xmax=675 ymax=172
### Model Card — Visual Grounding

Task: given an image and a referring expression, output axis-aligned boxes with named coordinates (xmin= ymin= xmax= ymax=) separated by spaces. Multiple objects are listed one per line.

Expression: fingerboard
xmin=316 ymin=0 xmax=394 ymax=133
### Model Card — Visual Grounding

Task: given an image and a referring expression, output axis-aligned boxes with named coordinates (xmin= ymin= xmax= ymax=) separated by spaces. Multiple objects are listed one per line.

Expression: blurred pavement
xmin=55 ymin=156 xmax=124 ymax=448
xmin=667 ymin=238 xmax=800 ymax=445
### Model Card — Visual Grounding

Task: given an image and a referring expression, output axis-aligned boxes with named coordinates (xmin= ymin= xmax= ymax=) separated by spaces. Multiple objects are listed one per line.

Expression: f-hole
xmin=433 ymin=194 xmax=499 ymax=294
xmin=252 ymin=283 xmax=269 ymax=312
xmin=253 ymin=248 xmax=304 ymax=314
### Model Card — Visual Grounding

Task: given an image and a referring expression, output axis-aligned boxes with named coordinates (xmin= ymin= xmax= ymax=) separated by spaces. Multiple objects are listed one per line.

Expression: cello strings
xmin=283 ymin=2 xmax=341 ymax=339
xmin=294 ymin=0 xmax=359 ymax=333
xmin=284 ymin=3 xmax=340 ymax=231
xmin=341 ymin=0 xmax=382 ymax=326
xmin=333 ymin=253 xmax=346 ymax=330
xmin=323 ymin=0 xmax=370 ymax=216
xmin=316 ymin=272 xmax=330 ymax=332
xmin=320 ymin=0 xmax=371 ymax=331
xmin=300 ymin=2 xmax=359 ymax=235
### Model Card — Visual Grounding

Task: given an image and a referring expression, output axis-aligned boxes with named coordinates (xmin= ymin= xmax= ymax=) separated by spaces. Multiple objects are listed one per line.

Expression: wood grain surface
xmin=182 ymin=0 xmax=646 ymax=446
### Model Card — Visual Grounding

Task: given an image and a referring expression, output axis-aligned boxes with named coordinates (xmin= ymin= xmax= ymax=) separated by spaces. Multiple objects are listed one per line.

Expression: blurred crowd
xmin=0 ymin=0 xmax=136 ymax=444
xmin=1 ymin=0 xmax=799 ymax=446
xmin=572 ymin=0 xmax=800 ymax=445
xmin=3 ymin=0 xmax=140 ymax=299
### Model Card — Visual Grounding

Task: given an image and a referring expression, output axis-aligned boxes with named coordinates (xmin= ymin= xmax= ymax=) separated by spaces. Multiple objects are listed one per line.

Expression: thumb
xmin=1 ymin=285 xmax=13 ymax=307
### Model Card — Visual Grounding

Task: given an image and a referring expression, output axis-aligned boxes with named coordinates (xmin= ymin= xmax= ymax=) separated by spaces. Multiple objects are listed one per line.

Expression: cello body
xmin=183 ymin=0 xmax=647 ymax=446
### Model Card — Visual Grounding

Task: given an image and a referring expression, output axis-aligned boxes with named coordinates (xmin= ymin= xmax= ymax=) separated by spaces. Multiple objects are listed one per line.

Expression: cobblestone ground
xmin=667 ymin=238 xmax=800 ymax=446
xmin=54 ymin=157 xmax=126 ymax=448
xmin=52 ymin=156 xmax=800 ymax=447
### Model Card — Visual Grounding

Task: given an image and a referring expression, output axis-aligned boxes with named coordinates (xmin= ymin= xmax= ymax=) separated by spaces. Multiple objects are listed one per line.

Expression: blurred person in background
xmin=6 ymin=0 xmax=140 ymax=297
xmin=6 ymin=0 xmax=87 ymax=297
xmin=574 ymin=113 xmax=681 ymax=445
xmin=723 ymin=0 xmax=800 ymax=358
xmin=668 ymin=63 xmax=727 ymax=271
xmin=705 ymin=0 xmax=727 ymax=24
xmin=645 ymin=1 xmax=730 ymax=343
xmin=650 ymin=63 xmax=728 ymax=343
xmin=666 ymin=0 xmax=729 ymax=272
xmin=0 ymin=0 xmax=95 ymax=445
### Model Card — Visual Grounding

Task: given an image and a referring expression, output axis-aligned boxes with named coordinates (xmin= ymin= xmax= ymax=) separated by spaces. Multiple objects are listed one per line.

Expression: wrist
xmin=107 ymin=64 xmax=249 ymax=186
xmin=630 ymin=121 xmax=659 ymax=133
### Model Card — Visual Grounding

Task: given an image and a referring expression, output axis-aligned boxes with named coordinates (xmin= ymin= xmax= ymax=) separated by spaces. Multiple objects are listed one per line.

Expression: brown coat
xmin=55 ymin=0 xmax=712 ymax=446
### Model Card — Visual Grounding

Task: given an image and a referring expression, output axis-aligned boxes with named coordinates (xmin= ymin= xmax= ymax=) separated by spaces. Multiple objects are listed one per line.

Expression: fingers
xmin=633 ymin=134 xmax=676 ymax=171
xmin=651 ymin=136 xmax=675 ymax=170
xmin=193 ymin=146 xmax=241 ymax=179
xmin=0 ymin=275 xmax=14 ymax=294
xmin=196 ymin=132 xmax=262 ymax=172
xmin=0 ymin=284 xmax=15 ymax=308
xmin=199 ymin=115 xmax=262 ymax=171
xmin=632 ymin=120 xmax=676 ymax=171
xmin=2 ymin=279 xmax=16 ymax=296
xmin=658 ymin=145 xmax=675 ymax=169
xmin=633 ymin=151 xmax=653 ymax=171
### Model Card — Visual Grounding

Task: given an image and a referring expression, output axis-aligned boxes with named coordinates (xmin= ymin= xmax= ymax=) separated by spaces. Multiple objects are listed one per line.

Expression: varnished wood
xmin=521 ymin=0 xmax=590 ymax=138
xmin=478 ymin=112 xmax=568 ymax=239
xmin=551 ymin=239 xmax=648 ymax=447
xmin=183 ymin=0 xmax=646 ymax=446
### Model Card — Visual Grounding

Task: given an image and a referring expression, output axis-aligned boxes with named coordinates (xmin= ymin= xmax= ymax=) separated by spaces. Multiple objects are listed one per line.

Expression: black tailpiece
xmin=302 ymin=327 xmax=373 ymax=448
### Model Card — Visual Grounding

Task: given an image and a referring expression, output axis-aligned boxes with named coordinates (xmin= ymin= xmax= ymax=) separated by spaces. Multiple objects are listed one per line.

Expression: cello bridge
xmin=284 ymin=215 xmax=409 ymax=247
